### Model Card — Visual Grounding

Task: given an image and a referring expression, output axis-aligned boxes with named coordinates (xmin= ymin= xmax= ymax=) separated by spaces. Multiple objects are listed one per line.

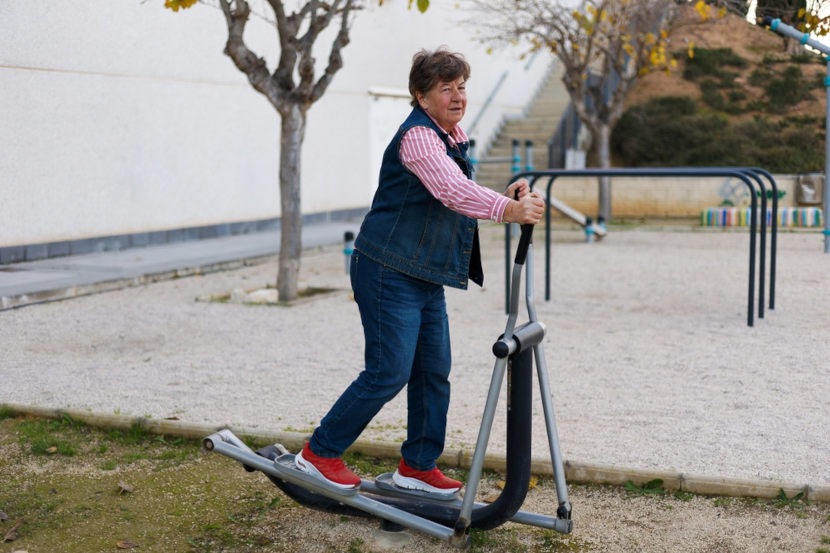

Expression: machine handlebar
xmin=512 ymin=188 xmax=535 ymax=265
xmin=514 ymin=224 xmax=534 ymax=265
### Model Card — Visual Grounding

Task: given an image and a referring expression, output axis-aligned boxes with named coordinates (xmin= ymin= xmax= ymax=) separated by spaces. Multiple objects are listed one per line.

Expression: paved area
xmin=0 ymin=222 xmax=359 ymax=310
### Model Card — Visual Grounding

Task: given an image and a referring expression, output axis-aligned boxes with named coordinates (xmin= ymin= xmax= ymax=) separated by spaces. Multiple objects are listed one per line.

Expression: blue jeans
xmin=309 ymin=251 xmax=452 ymax=471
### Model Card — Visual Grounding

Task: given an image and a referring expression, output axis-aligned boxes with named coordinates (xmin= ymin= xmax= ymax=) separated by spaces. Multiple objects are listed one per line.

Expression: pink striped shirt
xmin=399 ymin=119 xmax=510 ymax=223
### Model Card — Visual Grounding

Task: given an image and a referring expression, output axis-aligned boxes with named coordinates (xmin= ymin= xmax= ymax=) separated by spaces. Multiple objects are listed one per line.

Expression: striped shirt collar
xmin=421 ymin=109 xmax=468 ymax=148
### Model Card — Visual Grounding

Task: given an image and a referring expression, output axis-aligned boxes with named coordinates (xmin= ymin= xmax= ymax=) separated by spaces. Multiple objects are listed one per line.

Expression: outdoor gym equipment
xmin=764 ymin=17 xmax=830 ymax=254
xmin=505 ymin=168 xmax=781 ymax=327
xmin=473 ymin=139 xmax=606 ymax=243
xmin=201 ymin=221 xmax=573 ymax=548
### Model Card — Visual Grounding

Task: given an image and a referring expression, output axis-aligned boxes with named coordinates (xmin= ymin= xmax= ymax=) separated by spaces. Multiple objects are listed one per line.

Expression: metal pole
xmin=511 ymin=168 xmax=760 ymax=326
xmin=764 ymin=17 xmax=830 ymax=253
xmin=825 ymin=58 xmax=830 ymax=253
xmin=524 ymin=140 xmax=534 ymax=171
xmin=511 ymin=139 xmax=521 ymax=173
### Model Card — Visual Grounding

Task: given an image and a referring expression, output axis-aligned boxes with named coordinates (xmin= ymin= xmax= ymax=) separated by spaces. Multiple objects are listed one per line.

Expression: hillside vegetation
xmin=611 ymin=7 xmax=827 ymax=173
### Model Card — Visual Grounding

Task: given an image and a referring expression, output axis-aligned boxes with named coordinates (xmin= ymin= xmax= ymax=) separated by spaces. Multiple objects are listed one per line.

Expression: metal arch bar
xmin=505 ymin=168 xmax=760 ymax=327
xmin=502 ymin=167 xmax=780 ymax=316
xmin=737 ymin=169 xmax=767 ymax=319
xmin=747 ymin=167 xmax=779 ymax=310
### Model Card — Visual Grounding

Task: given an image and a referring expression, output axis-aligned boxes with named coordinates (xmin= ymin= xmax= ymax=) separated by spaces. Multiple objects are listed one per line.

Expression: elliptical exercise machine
xmin=202 ymin=221 xmax=573 ymax=548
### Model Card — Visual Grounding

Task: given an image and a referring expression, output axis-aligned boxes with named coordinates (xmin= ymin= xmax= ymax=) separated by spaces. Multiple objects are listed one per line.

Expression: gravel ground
xmin=1 ymin=224 xmax=828 ymax=494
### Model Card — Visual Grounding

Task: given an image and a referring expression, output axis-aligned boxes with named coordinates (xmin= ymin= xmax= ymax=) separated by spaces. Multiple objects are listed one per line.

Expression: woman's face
xmin=417 ymin=76 xmax=467 ymax=132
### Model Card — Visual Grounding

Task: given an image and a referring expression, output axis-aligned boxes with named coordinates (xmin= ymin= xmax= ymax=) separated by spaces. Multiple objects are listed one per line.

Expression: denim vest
xmin=354 ymin=107 xmax=483 ymax=289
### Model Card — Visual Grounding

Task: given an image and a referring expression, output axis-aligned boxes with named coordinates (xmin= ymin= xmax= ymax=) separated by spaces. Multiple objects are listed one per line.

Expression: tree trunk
xmin=277 ymin=104 xmax=306 ymax=302
xmin=596 ymin=123 xmax=612 ymax=223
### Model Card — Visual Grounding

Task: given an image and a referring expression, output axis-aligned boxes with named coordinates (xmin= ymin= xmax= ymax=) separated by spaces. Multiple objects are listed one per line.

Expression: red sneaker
xmin=295 ymin=442 xmax=360 ymax=489
xmin=392 ymin=459 xmax=462 ymax=495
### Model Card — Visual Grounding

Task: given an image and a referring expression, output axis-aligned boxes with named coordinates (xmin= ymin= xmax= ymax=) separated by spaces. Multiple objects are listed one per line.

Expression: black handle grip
xmin=511 ymin=188 xmax=534 ymax=265
xmin=514 ymin=224 xmax=533 ymax=265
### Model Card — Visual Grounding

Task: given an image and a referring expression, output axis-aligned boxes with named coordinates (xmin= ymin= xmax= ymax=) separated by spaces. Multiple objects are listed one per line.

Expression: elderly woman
xmin=296 ymin=48 xmax=545 ymax=493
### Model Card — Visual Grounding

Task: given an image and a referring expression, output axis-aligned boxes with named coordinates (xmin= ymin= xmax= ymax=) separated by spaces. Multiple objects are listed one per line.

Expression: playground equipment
xmin=764 ymin=17 xmax=830 ymax=254
xmin=469 ymin=138 xmax=525 ymax=179
xmin=202 ymin=222 xmax=573 ymax=548
xmin=471 ymin=139 xmax=607 ymax=242
xmin=546 ymin=194 xmax=607 ymax=242
xmin=505 ymin=168 xmax=781 ymax=327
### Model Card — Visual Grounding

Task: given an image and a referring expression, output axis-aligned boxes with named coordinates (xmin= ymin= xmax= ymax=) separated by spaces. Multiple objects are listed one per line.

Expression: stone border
xmin=3 ymin=403 xmax=827 ymax=503
xmin=1 ymin=256 xmax=272 ymax=311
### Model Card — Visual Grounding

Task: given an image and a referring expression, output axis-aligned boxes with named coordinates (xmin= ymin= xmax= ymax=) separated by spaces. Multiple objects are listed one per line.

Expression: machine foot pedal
xmin=272 ymin=453 xmax=359 ymax=497
xmin=373 ymin=472 xmax=459 ymax=501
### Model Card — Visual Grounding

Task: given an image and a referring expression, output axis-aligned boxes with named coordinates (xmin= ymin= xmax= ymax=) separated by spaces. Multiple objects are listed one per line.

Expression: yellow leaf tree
xmin=708 ymin=0 xmax=829 ymax=51
xmin=469 ymin=0 xmax=680 ymax=222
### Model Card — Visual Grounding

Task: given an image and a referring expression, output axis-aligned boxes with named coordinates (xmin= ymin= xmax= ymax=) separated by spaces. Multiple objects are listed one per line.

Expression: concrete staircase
xmin=473 ymin=63 xmax=570 ymax=192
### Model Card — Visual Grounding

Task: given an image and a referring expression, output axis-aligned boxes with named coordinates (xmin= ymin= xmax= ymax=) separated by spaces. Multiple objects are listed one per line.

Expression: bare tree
xmin=166 ymin=0 xmax=355 ymax=302
xmin=468 ymin=0 xmax=678 ymax=222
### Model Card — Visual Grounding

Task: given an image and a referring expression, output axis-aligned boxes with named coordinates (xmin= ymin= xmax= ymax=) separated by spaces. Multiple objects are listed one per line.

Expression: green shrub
xmin=762 ymin=54 xmax=787 ymax=64
xmin=765 ymin=66 xmax=811 ymax=112
xmin=611 ymin=96 xmax=824 ymax=172
xmin=783 ymin=114 xmax=820 ymax=127
xmin=718 ymin=71 xmax=739 ymax=88
xmin=789 ymin=52 xmax=819 ymax=64
xmin=749 ymin=68 xmax=772 ymax=87
xmin=683 ymin=47 xmax=747 ymax=81
xmin=700 ymin=79 xmax=725 ymax=109
xmin=728 ymin=90 xmax=747 ymax=102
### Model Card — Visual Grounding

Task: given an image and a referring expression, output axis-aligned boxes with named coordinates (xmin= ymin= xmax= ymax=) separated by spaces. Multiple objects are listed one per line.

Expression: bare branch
xmin=311 ymin=0 xmax=354 ymax=103
xmin=218 ymin=0 xmax=278 ymax=103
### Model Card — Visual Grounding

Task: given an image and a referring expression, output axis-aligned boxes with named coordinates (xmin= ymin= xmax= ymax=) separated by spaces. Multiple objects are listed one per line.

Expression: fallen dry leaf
xmin=3 ymin=519 xmax=22 ymax=542
xmin=116 ymin=539 xmax=138 ymax=549
xmin=118 ymin=482 xmax=134 ymax=494
xmin=494 ymin=477 xmax=537 ymax=490
xmin=45 ymin=446 xmax=57 ymax=454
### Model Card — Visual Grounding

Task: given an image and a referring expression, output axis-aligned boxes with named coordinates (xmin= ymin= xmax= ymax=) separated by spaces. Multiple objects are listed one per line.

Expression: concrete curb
xmin=1 ymin=255 xmax=274 ymax=311
xmin=4 ymin=403 xmax=827 ymax=503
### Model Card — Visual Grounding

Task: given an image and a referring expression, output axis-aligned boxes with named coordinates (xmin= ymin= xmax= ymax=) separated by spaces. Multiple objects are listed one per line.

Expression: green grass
xmin=772 ymin=488 xmax=809 ymax=509
xmin=624 ymin=478 xmax=667 ymax=497
xmin=2 ymin=412 xmax=828 ymax=553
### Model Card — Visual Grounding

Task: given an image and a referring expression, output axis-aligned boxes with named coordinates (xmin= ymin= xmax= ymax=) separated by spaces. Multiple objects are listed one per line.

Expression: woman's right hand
xmin=504 ymin=192 xmax=545 ymax=225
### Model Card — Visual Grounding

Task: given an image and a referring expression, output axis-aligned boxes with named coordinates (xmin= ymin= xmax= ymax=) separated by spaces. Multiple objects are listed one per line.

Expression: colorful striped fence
xmin=701 ymin=207 xmax=824 ymax=228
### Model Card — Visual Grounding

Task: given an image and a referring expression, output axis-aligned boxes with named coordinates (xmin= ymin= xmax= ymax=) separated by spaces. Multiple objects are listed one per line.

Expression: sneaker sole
xmin=295 ymin=450 xmax=360 ymax=490
xmin=392 ymin=470 xmax=461 ymax=495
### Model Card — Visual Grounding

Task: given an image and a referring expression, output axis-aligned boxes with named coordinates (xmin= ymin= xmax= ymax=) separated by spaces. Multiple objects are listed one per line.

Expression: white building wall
xmin=0 ymin=0 xmax=552 ymax=248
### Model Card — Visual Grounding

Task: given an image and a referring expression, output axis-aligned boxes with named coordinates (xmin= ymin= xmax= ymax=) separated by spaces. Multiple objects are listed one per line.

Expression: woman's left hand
xmin=505 ymin=179 xmax=531 ymax=200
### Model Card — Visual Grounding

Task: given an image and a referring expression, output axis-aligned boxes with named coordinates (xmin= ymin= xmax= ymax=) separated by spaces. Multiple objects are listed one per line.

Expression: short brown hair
xmin=409 ymin=48 xmax=471 ymax=107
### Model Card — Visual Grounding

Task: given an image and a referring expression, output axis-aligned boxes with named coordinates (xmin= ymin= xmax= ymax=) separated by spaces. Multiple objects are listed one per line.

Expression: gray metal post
xmin=511 ymin=139 xmax=521 ymax=173
xmin=765 ymin=17 xmax=830 ymax=252
xmin=524 ymin=140 xmax=534 ymax=171
xmin=524 ymin=244 xmax=571 ymax=514
xmin=826 ymin=58 xmax=830 ymax=253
